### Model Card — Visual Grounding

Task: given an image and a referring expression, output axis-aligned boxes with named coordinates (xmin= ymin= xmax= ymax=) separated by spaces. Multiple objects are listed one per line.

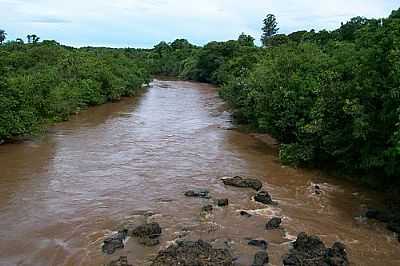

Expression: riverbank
xmin=0 ymin=41 xmax=150 ymax=144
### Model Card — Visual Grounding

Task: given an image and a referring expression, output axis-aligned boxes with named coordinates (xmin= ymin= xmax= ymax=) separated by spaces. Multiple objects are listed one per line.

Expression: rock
xmin=138 ymin=237 xmax=160 ymax=247
xmin=131 ymin=222 xmax=162 ymax=239
xmin=108 ymin=256 xmax=132 ymax=266
xmin=202 ymin=204 xmax=214 ymax=212
xmin=314 ymin=185 xmax=321 ymax=195
xmin=248 ymin=239 xmax=268 ymax=250
xmin=184 ymin=189 xmax=210 ymax=199
xmin=151 ymin=240 xmax=234 ymax=266
xmin=266 ymin=217 xmax=282 ymax=230
xmin=365 ymin=208 xmax=391 ymax=223
xmin=387 ymin=221 xmax=400 ymax=233
xmin=252 ymin=251 xmax=269 ymax=266
xmin=222 ymin=176 xmax=262 ymax=191
xmin=240 ymin=211 xmax=252 ymax=217
xmin=283 ymin=232 xmax=349 ymax=266
xmin=217 ymin=198 xmax=229 ymax=207
xmin=254 ymin=191 xmax=274 ymax=205
xmin=102 ymin=230 xmax=127 ymax=254
xmin=325 ymin=242 xmax=349 ymax=266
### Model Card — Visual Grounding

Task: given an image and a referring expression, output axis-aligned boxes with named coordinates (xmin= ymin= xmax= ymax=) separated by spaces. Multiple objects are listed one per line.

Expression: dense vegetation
xmin=146 ymin=9 xmax=400 ymax=187
xmin=0 ymin=40 xmax=150 ymax=141
xmin=1 ymin=8 xmax=399 ymax=187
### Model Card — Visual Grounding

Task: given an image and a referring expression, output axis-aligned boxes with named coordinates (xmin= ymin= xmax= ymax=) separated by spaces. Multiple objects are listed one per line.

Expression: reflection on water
xmin=0 ymin=80 xmax=399 ymax=265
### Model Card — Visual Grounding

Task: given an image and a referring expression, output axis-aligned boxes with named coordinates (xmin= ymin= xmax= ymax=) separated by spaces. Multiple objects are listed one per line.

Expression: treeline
xmin=147 ymin=9 xmax=400 ymax=187
xmin=0 ymin=41 xmax=150 ymax=141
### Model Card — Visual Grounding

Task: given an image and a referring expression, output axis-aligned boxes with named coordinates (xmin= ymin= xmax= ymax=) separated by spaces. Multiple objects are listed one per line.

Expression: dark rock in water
xmin=252 ymin=251 xmax=269 ymax=266
xmin=184 ymin=189 xmax=210 ymax=199
xmin=248 ymin=239 xmax=268 ymax=250
xmin=108 ymin=256 xmax=132 ymax=266
xmin=138 ymin=237 xmax=160 ymax=247
xmin=202 ymin=204 xmax=214 ymax=212
xmin=217 ymin=198 xmax=229 ymax=207
xmin=131 ymin=222 xmax=162 ymax=239
xmin=222 ymin=176 xmax=262 ymax=191
xmin=240 ymin=211 xmax=252 ymax=217
xmin=254 ymin=191 xmax=274 ymax=205
xmin=365 ymin=208 xmax=392 ymax=223
xmin=387 ymin=221 xmax=400 ymax=233
xmin=102 ymin=230 xmax=127 ymax=254
xmin=325 ymin=242 xmax=349 ymax=266
xmin=283 ymin=232 xmax=349 ymax=266
xmin=151 ymin=239 xmax=234 ymax=266
xmin=365 ymin=196 xmax=400 ymax=238
xmin=266 ymin=217 xmax=282 ymax=230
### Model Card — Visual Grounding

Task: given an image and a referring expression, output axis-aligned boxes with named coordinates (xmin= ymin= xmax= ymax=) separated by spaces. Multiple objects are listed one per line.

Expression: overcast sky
xmin=1 ymin=0 xmax=399 ymax=47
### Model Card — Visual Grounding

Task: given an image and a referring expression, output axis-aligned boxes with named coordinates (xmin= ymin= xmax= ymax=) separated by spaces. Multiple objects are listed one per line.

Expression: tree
xmin=27 ymin=34 xmax=32 ymax=43
xmin=0 ymin=29 xmax=7 ymax=44
xmin=16 ymin=38 xmax=24 ymax=44
xmin=261 ymin=14 xmax=279 ymax=46
xmin=170 ymin=39 xmax=192 ymax=50
xmin=31 ymin=34 xmax=40 ymax=43
xmin=238 ymin=33 xmax=255 ymax=47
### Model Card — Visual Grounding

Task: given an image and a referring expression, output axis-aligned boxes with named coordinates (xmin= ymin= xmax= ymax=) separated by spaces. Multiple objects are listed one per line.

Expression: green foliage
xmin=261 ymin=14 xmax=279 ymax=46
xmin=0 ymin=41 xmax=150 ymax=141
xmin=0 ymin=29 xmax=6 ymax=44
xmin=150 ymin=8 xmax=400 ymax=187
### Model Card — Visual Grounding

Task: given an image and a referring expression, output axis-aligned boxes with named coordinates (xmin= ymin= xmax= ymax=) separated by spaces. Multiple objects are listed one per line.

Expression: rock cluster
xmin=130 ymin=222 xmax=162 ymax=247
xmin=283 ymin=232 xmax=349 ymax=266
xmin=151 ymin=240 xmax=234 ymax=266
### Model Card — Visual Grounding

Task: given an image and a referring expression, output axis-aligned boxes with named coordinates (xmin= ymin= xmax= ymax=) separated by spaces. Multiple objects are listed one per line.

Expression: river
xmin=0 ymin=80 xmax=399 ymax=265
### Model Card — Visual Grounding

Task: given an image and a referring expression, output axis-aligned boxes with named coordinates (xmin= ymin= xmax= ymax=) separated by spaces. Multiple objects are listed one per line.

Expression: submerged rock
xmin=283 ymin=232 xmax=349 ymax=266
xmin=240 ymin=211 xmax=252 ymax=217
xmin=108 ymin=256 xmax=132 ymax=266
xmin=184 ymin=189 xmax=210 ymax=199
xmin=248 ymin=239 xmax=268 ymax=250
xmin=222 ymin=176 xmax=262 ymax=191
xmin=365 ymin=207 xmax=400 ymax=240
xmin=102 ymin=230 xmax=128 ymax=254
xmin=131 ymin=222 xmax=162 ymax=239
xmin=265 ymin=217 xmax=282 ymax=230
xmin=125 ymin=222 xmax=162 ymax=247
xmin=138 ymin=237 xmax=160 ymax=247
xmin=217 ymin=198 xmax=229 ymax=207
xmin=254 ymin=191 xmax=274 ymax=205
xmin=202 ymin=204 xmax=214 ymax=213
xmin=151 ymin=239 xmax=234 ymax=266
xmin=252 ymin=251 xmax=269 ymax=266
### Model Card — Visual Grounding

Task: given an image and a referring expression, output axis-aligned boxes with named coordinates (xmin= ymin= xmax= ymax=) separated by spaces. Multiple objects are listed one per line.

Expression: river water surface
xmin=0 ymin=80 xmax=399 ymax=266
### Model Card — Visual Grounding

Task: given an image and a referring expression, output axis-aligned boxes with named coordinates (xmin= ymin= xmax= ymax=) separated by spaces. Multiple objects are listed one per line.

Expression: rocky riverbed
xmin=102 ymin=176 xmax=349 ymax=266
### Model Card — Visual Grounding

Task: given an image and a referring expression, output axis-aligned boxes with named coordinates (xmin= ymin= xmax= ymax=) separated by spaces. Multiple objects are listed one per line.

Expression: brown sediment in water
xmin=0 ymin=79 xmax=399 ymax=265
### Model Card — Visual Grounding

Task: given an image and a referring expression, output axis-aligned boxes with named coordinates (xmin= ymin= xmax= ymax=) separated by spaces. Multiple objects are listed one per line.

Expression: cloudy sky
xmin=1 ymin=0 xmax=399 ymax=47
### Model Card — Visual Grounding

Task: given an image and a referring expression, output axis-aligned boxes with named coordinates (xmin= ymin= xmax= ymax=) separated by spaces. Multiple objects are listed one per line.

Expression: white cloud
xmin=1 ymin=0 xmax=398 ymax=47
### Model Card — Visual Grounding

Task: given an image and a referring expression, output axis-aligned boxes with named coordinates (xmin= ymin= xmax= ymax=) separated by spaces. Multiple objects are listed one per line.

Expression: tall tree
xmin=261 ymin=14 xmax=279 ymax=46
xmin=0 ymin=29 xmax=7 ymax=44
xmin=27 ymin=34 xmax=32 ymax=43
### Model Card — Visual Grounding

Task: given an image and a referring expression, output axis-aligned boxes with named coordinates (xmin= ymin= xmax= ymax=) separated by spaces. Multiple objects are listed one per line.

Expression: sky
xmin=1 ymin=0 xmax=399 ymax=48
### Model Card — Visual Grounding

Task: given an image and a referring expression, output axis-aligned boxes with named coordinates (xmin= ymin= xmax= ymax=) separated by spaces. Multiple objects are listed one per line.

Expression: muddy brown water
xmin=0 ymin=80 xmax=399 ymax=266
